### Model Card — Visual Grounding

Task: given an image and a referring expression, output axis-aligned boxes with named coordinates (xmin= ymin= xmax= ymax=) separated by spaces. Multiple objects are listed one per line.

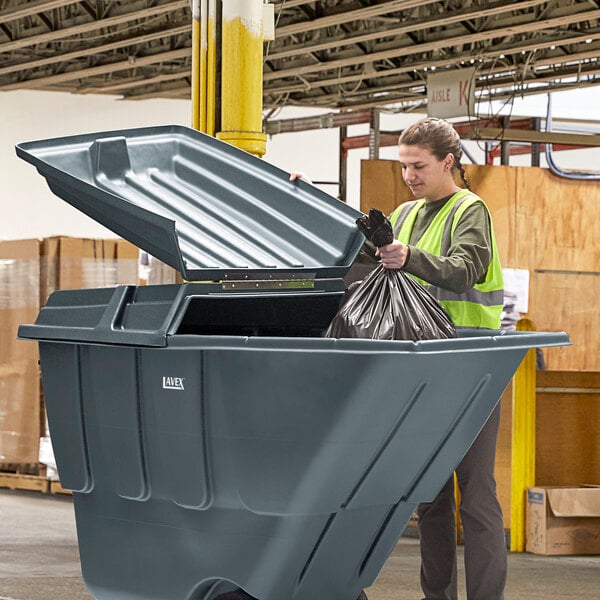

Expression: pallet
xmin=0 ymin=462 xmax=70 ymax=495
xmin=49 ymin=479 xmax=72 ymax=495
xmin=0 ymin=471 xmax=50 ymax=493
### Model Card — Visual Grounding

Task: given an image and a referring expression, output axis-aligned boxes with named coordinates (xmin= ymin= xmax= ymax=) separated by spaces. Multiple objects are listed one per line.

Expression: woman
xmin=379 ymin=117 xmax=506 ymax=600
xmin=291 ymin=117 xmax=505 ymax=599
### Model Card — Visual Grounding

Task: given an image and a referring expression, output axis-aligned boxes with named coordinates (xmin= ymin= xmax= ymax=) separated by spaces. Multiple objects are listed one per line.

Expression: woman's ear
xmin=444 ymin=153 xmax=455 ymax=171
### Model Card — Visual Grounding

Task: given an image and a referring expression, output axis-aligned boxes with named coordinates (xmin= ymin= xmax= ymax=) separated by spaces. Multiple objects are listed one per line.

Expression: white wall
xmin=1 ymin=90 xmax=191 ymax=240
xmin=263 ymin=109 xmax=423 ymax=210
xmin=1 ymin=87 xmax=599 ymax=241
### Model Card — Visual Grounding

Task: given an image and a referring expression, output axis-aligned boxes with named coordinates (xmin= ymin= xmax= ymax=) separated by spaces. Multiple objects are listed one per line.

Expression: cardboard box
xmin=40 ymin=236 xmax=139 ymax=302
xmin=0 ymin=239 xmax=42 ymax=463
xmin=146 ymin=253 xmax=182 ymax=285
xmin=527 ymin=486 xmax=600 ymax=555
xmin=40 ymin=236 xmax=96 ymax=301
xmin=113 ymin=239 xmax=139 ymax=285
xmin=0 ymin=236 xmax=139 ymax=466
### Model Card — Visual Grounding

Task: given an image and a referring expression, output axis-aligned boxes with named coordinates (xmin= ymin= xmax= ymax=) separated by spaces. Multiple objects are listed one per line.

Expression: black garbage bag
xmin=325 ymin=209 xmax=456 ymax=342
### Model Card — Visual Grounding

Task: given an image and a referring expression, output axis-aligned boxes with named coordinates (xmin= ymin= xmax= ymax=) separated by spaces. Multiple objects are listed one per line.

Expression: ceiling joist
xmin=0 ymin=0 xmax=598 ymax=111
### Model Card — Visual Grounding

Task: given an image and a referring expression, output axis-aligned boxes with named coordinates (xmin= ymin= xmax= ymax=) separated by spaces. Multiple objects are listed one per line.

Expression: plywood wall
xmin=494 ymin=371 xmax=600 ymax=529
xmin=535 ymin=370 xmax=600 ymax=486
xmin=360 ymin=161 xmax=600 ymax=371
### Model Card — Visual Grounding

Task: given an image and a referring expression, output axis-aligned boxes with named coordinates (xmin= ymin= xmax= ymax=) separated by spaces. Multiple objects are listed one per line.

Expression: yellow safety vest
xmin=389 ymin=189 xmax=504 ymax=329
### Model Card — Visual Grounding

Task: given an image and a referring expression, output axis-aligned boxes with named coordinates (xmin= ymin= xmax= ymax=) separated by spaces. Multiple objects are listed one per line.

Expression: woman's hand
xmin=376 ymin=240 xmax=410 ymax=269
xmin=289 ymin=171 xmax=312 ymax=184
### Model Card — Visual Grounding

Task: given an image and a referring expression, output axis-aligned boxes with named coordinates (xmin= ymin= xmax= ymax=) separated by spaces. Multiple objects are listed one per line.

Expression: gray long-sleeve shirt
xmin=346 ymin=195 xmax=494 ymax=294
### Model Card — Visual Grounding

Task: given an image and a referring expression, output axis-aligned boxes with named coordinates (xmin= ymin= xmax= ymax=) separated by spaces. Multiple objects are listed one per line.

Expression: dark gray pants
xmin=417 ymin=403 xmax=506 ymax=600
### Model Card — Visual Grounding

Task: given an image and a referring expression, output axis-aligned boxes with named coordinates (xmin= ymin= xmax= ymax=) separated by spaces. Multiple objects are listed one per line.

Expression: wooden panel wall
xmin=535 ymin=371 xmax=600 ymax=486
xmin=359 ymin=159 xmax=404 ymax=217
xmin=531 ymin=271 xmax=599 ymax=372
xmin=513 ymin=168 xmax=600 ymax=272
xmin=360 ymin=161 xmax=600 ymax=371
xmin=494 ymin=371 xmax=600 ymax=529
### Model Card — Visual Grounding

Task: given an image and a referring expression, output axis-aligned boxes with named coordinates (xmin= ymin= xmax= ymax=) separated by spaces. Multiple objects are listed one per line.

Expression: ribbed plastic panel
xmin=32 ymin=325 xmax=569 ymax=600
xmin=16 ymin=125 xmax=364 ymax=281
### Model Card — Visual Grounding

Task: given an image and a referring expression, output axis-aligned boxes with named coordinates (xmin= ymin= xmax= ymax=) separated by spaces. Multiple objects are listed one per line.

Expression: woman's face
xmin=398 ymin=143 xmax=455 ymax=201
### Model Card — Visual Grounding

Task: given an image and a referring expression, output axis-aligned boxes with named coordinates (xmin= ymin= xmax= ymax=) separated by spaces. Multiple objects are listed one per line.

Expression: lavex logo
xmin=162 ymin=376 xmax=185 ymax=391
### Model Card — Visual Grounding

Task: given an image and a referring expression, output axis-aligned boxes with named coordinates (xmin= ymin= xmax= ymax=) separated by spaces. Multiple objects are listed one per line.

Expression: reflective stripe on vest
xmin=389 ymin=190 xmax=504 ymax=329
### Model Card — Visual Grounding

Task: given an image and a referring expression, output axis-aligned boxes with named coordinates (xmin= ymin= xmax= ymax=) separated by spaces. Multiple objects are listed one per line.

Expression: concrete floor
xmin=1 ymin=489 xmax=599 ymax=600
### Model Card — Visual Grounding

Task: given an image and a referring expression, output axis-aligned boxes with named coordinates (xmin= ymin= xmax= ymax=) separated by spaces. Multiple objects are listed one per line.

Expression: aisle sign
xmin=427 ymin=67 xmax=475 ymax=118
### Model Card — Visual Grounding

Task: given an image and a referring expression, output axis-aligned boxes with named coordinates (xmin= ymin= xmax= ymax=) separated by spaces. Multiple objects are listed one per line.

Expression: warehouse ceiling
xmin=1 ymin=0 xmax=599 ymax=114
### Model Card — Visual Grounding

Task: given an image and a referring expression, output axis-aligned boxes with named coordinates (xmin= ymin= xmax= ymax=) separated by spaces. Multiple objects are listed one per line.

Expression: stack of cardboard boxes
xmin=140 ymin=250 xmax=181 ymax=286
xmin=0 ymin=239 xmax=42 ymax=464
xmin=0 ymin=236 xmax=139 ymax=472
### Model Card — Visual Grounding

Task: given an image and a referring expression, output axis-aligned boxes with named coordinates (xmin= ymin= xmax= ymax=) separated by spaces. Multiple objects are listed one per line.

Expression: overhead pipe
xmin=217 ymin=0 xmax=267 ymax=157
xmin=264 ymin=109 xmax=373 ymax=135
xmin=486 ymin=143 xmax=586 ymax=161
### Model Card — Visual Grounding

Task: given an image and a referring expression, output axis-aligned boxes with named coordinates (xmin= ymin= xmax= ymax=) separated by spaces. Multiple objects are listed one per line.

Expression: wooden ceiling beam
xmin=124 ymin=86 xmax=190 ymax=101
xmin=264 ymin=30 xmax=600 ymax=97
xmin=263 ymin=9 xmax=600 ymax=82
xmin=0 ymin=0 xmax=81 ymax=25
xmin=272 ymin=0 xmax=325 ymax=9
xmin=77 ymin=69 xmax=191 ymax=94
xmin=0 ymin=24 xmax=190 ymax=77
xmin=469 ymin=127 xmax=600 ymax=147
xmin=0 ymin=47 xmax=190 ymax=90
xmin=276 ymin=0 xmax=439 ymax=37
xmin=268 ymin=0 xmax=549 ymax=60
xmin=0 ymin=0 xmax=188 ymax=52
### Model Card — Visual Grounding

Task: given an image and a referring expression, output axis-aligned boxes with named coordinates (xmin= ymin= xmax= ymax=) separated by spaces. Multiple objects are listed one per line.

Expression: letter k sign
xmin=459 ymin=79 xmax=470 ymax=106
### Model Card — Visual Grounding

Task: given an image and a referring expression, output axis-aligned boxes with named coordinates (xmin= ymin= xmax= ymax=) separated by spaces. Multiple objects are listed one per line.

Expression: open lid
xmin=16 ymin=125 xmax=365 ymax=281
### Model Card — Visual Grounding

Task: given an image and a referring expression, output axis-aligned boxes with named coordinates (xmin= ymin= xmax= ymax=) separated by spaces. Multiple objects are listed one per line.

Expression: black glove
xmin=356 ymin=208 xmax=394 ymax=247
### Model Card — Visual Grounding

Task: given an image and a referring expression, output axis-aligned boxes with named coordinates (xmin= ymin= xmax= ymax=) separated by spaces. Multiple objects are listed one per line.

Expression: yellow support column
xmin=191 ymin=0 xmax=207 ymax=132
xmin=454 ymin=473 xmax=462 ymax=544
xmin=206 ymin=0 xmax=217 ymax=136
xmin=217 ymin=0 xmax=267 ymax=157
xmin=510 ymin=318 xmax=537 ymax=552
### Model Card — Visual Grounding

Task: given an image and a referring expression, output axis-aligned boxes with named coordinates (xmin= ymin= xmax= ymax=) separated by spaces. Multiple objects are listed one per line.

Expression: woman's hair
xmin=398 ymin=117 xmax=469 ymax=189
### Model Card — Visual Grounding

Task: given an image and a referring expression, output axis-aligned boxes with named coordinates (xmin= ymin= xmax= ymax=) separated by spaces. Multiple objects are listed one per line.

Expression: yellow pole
xmin=191 ymin=0 xmax=207 ymax=132
xmin=454 ymin=473 xmax=462 ymax=544
xmin=217 ymin=0 xmax=267 ymax=157
xmin=206 ymin=0 xmax=217 ymax=136
xmin=510 ymin=317 xmax=537 ymax=552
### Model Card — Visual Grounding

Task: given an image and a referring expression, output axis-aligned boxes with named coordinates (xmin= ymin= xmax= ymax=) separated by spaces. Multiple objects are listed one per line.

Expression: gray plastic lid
xmin=16 ymin=125 xmax=365 ymax=281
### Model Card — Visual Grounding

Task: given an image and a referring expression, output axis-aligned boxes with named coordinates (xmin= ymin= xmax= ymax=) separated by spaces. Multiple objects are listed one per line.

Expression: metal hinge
xmin=221 ymin=272 xmax=316 ymax=290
